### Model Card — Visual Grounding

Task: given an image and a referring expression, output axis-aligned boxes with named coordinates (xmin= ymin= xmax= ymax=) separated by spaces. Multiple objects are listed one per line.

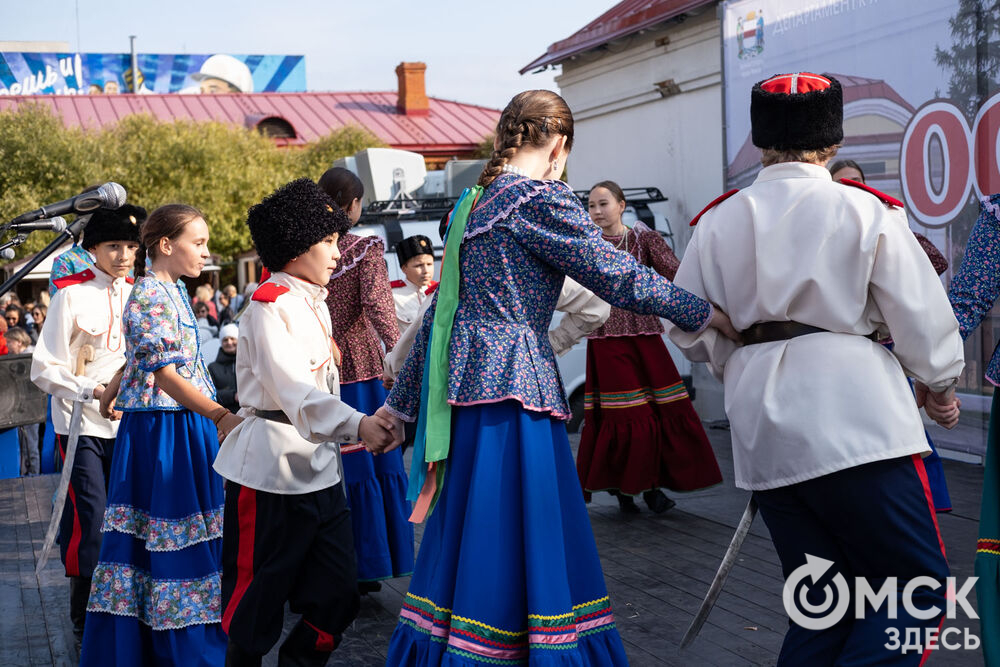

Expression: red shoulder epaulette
xmin=838 ymin=179 xmax=904 ymax=208
xmin=125 ymin=276 xmax=135 ymax=284
xmin=53 ymin=268 xmax=96 ymax=289
xmin=390 ymin=280 xmax=406 ymax=289
xmin=252 ymin=282 xmax=289 ymax=303
xmin=426 ymin=281 xmax=439 ymax=295
xmin=689 ymin=189 xmax=740 ymax=226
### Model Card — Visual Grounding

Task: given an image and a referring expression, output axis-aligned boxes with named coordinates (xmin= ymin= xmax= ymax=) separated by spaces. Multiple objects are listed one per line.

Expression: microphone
xmin=6 ymin=216 xmax=68 ymax=234
xmin=7 ymin=183 xmax=127 ymax=227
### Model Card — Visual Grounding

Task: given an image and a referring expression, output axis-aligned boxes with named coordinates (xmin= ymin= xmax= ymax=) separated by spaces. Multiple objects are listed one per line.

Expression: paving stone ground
xmin=1 ymin=426 xmax=985 ymax=666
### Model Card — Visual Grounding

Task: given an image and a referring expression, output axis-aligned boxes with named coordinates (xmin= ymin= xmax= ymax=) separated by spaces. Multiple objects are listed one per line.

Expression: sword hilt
xmin=74 ymin=343 xmax=95 ymax=377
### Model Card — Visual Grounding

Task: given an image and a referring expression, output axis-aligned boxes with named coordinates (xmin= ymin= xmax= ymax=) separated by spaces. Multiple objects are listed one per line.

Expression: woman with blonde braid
xmin=578 ymin=181 xmax=722 ymax=514
xmin=370 ymin=90 xmax=737 ymax=665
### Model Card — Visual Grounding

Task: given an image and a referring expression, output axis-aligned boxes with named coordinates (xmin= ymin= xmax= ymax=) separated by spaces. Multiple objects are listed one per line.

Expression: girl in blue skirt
xmin=372 ymin=90 xmax=737 ymax=666
xmin=81 ymin=204 xmax=242 ymax=666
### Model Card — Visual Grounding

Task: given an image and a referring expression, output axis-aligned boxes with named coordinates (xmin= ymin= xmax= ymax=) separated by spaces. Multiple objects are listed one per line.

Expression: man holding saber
xmin=30 ymin=204 xmax=146 ymax=649
xmin=669 ymin=73 xmax=964 ymax=664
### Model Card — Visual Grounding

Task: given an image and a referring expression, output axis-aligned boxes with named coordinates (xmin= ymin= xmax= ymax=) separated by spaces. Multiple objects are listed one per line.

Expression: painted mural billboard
xmin=0 ymin=52 xmax=305 ymax=96
xmin=721 ymin=0 xmax=1000 ymax=455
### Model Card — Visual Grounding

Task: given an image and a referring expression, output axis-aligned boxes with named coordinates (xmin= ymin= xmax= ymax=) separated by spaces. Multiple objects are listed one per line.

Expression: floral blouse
xmin=949 ymin=194 xmax=1000 ymax=385
xmin=115 ymin=275 xmax=216 ymax=411
xmin=385 ymin=173 xmax=713 ymax=422
xmin=325 ymin=234 xmax=400 ymax=383
xmin=589 ymin=222 xmax=681 ymax=338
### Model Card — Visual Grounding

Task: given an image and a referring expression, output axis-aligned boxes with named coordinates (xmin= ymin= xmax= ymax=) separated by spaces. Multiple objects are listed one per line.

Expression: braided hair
xmin=477 ymin=90 xmax=575 ymax=188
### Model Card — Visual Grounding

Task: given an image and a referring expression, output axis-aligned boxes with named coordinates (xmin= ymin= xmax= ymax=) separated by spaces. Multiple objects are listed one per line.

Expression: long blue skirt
xmin=340 ymin=378 xmax=415 ymax=581
xmin=386 ymin=401 xmax=629 ymax=666
xmin=79 ymin=409 xmax=227 ymax=667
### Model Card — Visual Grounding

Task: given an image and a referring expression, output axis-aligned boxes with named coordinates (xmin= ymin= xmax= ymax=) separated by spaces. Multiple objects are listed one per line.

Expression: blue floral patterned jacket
xmin=115 ymin=275 xmax=216 ymax=411
xmin=949 ymin=194 xmax=1000 ymax=386
xmin=384 ymin=173 xmax=713 ymax=421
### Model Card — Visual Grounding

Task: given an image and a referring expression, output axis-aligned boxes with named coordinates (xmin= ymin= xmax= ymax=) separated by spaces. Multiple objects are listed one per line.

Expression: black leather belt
xmin=741 ymin=321 xmax=880 ymax=346
xmin=254 ymin=409 xmax=291 ymax=425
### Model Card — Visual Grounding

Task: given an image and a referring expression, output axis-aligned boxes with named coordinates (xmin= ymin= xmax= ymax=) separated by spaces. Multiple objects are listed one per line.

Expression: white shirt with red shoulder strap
xmin=669 ymin=162 xmax=964 ymax=491
xmin=31 ymin=267 xmax=132 ymax=439
xmin=213 ymin=271 xmax=364 ymax=494
xmin=391 ymin=278 xmax=437 ymax=334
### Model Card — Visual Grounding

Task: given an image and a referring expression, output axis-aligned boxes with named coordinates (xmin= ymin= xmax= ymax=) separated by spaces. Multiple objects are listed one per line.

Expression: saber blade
xmin=36 ymin=400 xmax=84 ymax=574
xmin=680 ymin=496 xmax=759 ymax=649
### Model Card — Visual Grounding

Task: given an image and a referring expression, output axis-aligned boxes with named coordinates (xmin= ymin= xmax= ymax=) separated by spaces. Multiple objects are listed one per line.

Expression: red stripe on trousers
xmin=910 ymin=454 xmax=948 ymax=667
xmin=304 ymin=619 xmax=336 ymax=651
xmin=58 ymin=433 xmax=83 ymax=577
xmin=222 ymin=485 xmax=257 ymax=634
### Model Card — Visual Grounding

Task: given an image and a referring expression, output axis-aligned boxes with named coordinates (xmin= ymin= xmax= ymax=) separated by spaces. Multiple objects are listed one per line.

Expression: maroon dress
xmin=576 ymin=224 xmax=723 ymax=497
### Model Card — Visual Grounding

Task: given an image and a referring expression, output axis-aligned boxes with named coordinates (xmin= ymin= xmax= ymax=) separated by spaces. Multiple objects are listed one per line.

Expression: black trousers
xmin=56 ymin=433 xmax=115 ymax=578
xmin=755 ymin=455 xmax=950 ymax=666
xmin=221 ymin=480 xmax=361 ymax=656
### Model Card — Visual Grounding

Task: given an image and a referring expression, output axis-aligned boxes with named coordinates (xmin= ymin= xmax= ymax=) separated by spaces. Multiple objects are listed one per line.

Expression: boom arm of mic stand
xmin=0 ymin=215 xmax=90 ymax=298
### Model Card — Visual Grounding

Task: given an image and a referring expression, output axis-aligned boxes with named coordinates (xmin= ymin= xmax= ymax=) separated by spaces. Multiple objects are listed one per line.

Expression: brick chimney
xmin=396 ymin=62 xmax=429 ymax=116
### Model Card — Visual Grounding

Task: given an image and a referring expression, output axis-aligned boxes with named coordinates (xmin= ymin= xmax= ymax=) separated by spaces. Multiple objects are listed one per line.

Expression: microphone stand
xmin=0 ymin=234 xmax=28 ymax=261
xmin=0 ymin=215 xmax=89 ymax=298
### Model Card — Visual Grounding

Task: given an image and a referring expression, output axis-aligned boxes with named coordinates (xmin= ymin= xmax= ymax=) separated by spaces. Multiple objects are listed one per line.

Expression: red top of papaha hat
xmin=760 ymin=73 xmax=832 ymax=95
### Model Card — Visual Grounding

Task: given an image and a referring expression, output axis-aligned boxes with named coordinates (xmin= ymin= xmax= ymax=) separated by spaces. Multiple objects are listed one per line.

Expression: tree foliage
xmin=0 ymin=104 xmax=385 ymax=260
xmin=476 ymin=132 xmax=495 ymax=158
xmin=935 ymin=0 xmax=1000 ymax=119
xmin=934 ymin=0 xmax=1000 ymax=263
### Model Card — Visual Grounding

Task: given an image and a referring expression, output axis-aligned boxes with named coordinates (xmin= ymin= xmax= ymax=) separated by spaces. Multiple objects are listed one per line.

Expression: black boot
xmin=643 ymin=489 xmax=676 ymax=514
xmin=69 ymin=576 xmax=91 ymax=653
xmin=610 ymin=490 xmax=640 ymax=514
xmin=225 ymin=640 xmax=262 ymax=667
xmin=278 ymin=621 xmax=336 ymax=667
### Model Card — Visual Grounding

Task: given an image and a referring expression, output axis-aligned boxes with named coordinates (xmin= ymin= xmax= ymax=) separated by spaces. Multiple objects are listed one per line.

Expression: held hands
xmin=709 ymin=308 xmax=741 ymax=342
xmin=361 ymin=406 xmax=405 ymax=455
xmin=216 ymin=413 xmax=244 ymax=442
xmin=915 ymin=382 xmax=961 ymax=430
xmin=381 ymin=372 xmax=395 ymax=390
xmin=99 ymin=383 xmax=123 ymax=421
xmin=210 ymin=407 xmax=243 ymax=442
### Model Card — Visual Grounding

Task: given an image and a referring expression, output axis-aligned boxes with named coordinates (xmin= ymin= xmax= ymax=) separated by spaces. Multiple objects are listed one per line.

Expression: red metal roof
xmin=0 ymin=91 xmax=499 ymax=154
xmin=520 ymin=0 xmax=715 ymax=74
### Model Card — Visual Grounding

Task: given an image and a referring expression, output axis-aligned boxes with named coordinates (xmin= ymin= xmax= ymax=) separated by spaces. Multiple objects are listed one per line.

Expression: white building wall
xmin=554 ymin=7 xmax=729 ymax=419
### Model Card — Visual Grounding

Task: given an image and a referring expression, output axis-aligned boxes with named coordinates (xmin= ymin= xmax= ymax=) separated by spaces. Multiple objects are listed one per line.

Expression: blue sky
xmin=1 ymin=0 xmax=614 ymax=108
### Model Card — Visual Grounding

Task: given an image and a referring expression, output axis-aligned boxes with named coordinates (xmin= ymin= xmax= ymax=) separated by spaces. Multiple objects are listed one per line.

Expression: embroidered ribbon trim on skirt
xmin=397 ymin=592 xmax=618 ymax=662
xmin=979 ymin=538 xmax=1000 ymax=556
xmin=88 ymin=561 xmax=222 ymax=630
xmin=102 ymin=504 xmax=224 ymax=552
xmin=408 ymin=185 xmax=483 ymax=523
xmin=584 ymin=380 xmax=691 ymax=410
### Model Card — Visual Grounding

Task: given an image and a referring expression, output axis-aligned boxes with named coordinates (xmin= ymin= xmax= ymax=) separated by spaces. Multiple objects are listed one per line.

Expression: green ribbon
xmin=411 ymin=185 xmax=481 ymax=518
